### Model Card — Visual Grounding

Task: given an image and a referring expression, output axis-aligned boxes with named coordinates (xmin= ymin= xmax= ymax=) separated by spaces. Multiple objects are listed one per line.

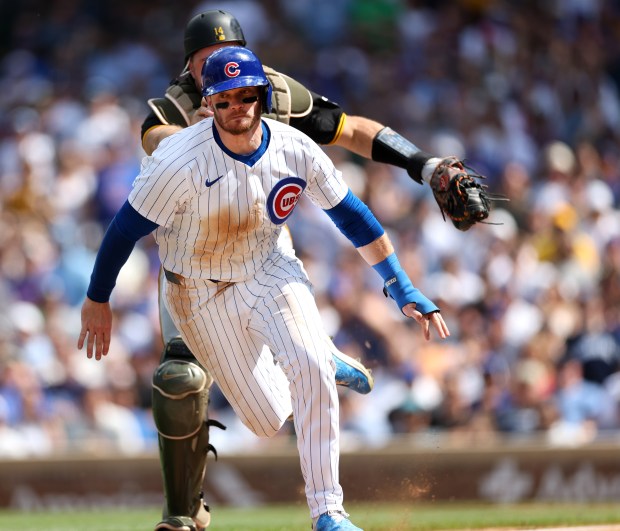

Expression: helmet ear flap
xmin=263 ymin=84 xmax=273 ymax=114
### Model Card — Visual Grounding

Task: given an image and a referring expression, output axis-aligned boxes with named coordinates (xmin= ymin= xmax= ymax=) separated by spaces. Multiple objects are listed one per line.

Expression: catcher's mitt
xmin=429 ymin=156 xmax=498 ymax=231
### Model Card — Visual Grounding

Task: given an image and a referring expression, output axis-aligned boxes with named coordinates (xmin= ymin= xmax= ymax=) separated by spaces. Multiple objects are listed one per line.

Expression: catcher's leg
xmin=152 ymin=338 xmax=225 ymax=531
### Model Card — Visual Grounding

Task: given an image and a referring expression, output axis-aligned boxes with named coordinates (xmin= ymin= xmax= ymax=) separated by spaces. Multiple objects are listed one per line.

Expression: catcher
xmin=140 ymin=10 xmax=494 ymax=531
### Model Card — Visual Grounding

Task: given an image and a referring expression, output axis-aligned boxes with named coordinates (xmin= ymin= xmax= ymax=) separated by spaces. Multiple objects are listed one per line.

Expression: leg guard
xmin=152 ymin=340 xmax=224 ymax=530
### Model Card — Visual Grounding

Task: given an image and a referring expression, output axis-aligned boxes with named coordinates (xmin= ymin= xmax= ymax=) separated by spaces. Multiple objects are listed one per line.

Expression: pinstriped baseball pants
xmin=163 ymin=249 xmax=344 ymax=518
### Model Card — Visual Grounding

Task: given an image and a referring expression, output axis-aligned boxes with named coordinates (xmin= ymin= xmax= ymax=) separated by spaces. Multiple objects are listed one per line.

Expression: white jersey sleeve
xmin=265 ymin=119 xmax=348 ymax=211
xmin=304 ymin=144 xmax=349 ymax=210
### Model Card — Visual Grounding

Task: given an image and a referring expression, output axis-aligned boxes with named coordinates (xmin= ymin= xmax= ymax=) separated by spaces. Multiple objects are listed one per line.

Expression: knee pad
xmin=152 ymin=359 xmax=213 ymax=439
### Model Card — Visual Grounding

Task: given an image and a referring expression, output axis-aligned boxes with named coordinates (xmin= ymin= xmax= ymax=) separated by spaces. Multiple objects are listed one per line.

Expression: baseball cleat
xmin=332 ymin=351 xmax=374 ymax=395
xmin=314 ymin=510 xmax=363 ymax=530
xmin=155 ymin=515 xmax=204 ymax=531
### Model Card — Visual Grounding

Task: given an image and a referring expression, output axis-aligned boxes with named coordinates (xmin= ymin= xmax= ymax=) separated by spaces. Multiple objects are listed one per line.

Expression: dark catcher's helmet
xmin=201 ymin=47 xmax=272 ymax=113
xmin=184 ymin=10 xmax=247 ymax=62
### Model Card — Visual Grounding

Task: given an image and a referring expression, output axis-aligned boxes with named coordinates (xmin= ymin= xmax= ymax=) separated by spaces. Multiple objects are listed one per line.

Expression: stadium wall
xmin=2 ymin=442 xmax=619 ymax=510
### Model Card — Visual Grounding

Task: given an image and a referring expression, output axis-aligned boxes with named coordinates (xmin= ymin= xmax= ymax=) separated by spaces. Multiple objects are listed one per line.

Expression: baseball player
xmin=140 ymin=10 xmax=487 ymax=531
xmin=78 ymin=46 xmax=449 ymax=531
xmin=146 ymin=12 xmax=387 ymax=531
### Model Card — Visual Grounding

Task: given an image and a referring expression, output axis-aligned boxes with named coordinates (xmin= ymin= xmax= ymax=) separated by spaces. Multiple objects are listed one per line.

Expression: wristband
xmin=384 ymin=270 xmax=439 ymax=315
xmin=372 ymin=254 xmax=439 ymax=315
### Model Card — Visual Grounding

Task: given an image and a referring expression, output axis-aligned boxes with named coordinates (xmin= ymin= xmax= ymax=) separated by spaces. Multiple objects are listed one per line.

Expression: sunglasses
xmin=214 ymin=96 xmax=259 ymax=110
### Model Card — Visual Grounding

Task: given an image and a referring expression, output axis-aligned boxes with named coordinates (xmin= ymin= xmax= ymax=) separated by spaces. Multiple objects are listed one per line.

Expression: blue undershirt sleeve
xmin=323 ymin=189 xmax=384 ymax=247
xmin=87 ymin=200 xmax=159 ymax=303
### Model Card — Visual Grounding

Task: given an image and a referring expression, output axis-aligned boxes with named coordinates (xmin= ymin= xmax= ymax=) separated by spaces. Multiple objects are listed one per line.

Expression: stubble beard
xmin=214 ymin=109 xmax=260 ymax=136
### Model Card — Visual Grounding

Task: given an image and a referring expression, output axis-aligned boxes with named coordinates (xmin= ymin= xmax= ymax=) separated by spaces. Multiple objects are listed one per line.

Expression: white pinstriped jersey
xmin=128 ymin=117 xmax=348 ymax=282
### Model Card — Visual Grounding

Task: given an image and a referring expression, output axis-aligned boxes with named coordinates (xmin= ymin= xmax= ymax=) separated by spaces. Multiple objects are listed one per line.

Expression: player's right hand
xmin=402 ymin=303 xmax=450 ymax=341
xmin=77 ymin=297 xmax=113 ymax=360
xmin=189 ymin=100 xmax=213 ymax=124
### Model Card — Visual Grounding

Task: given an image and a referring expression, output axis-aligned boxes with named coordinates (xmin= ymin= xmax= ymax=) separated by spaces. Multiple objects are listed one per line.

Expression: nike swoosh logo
xmin=161 ymin=373 xmax=186 ymax=380
xmin=205 ymin=175 xmax=224 ymax=187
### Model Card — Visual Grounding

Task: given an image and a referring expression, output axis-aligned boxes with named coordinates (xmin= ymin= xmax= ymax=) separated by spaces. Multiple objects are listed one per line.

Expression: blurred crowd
xmin=1 ymin=0 xmax=620 ymax=458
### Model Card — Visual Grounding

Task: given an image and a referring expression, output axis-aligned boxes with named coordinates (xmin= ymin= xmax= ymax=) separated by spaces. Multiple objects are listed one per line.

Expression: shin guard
xmin=152 ymin=359 xmax=224 ymax=528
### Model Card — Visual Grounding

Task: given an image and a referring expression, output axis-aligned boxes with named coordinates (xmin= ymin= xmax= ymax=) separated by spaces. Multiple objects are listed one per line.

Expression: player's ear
xmin=204 ymin=96 xmax=214 ymax=111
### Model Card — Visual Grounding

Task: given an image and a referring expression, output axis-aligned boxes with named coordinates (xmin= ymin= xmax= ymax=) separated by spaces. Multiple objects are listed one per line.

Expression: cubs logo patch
xmin=267 ymin=177 xmax=306 ymax=225
xmin=224 ymin=61 xmax=240 ymax=78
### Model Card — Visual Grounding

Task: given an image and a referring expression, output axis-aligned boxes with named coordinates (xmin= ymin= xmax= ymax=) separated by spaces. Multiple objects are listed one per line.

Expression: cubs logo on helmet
xmin=224 ymin=62 xmax=240 ymax=78
xmin=267 ymin=177 xmax=306 ymax=225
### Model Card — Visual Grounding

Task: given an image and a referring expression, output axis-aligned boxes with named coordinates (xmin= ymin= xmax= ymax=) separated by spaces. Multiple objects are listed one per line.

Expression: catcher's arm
xmin=331 ymin=120 xmax=440 ymax=185
xmin=370 ymin=126 xmax=436 ymax=184
xmin=142 ymin=125 xmax=183 ymax=156
xmin=370 ymin=126 xmax=504 ymax=230
xmin=333 ymin=115 xmax=383 ymax=159
xmin=142 ymin=102 xmax=212 ymax=155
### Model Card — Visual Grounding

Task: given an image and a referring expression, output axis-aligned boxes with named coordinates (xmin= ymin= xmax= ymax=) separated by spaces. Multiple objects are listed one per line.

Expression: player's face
xmin=209 ymin=86 xmax=261 ymax=136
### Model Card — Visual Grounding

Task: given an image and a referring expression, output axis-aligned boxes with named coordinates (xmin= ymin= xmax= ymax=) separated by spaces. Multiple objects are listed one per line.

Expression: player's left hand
xmin=77 ymin=297 xmax=113 ymax=360
xmin=402 ymin=304 xmax=450 ymax=341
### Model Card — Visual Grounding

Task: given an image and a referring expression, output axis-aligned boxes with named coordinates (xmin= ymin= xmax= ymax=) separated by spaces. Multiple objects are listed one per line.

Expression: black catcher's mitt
xmin=429 ymin=156 xmax=495 ymax=231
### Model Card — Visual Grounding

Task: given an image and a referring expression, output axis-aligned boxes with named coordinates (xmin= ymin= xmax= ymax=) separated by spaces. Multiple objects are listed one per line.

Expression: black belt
xmin=164 ymin=269 xmax=220 ymax=286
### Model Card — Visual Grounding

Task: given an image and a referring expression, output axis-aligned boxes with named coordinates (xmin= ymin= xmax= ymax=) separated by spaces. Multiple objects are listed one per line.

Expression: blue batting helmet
xmin=201 ymin=46 xmax=272 ymax=113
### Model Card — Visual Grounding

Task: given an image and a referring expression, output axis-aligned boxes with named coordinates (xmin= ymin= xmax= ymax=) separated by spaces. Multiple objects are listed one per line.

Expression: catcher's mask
xmin=202 ymin=47 xmax=272 ymax=114
xmin=184 ymin=10 xmax=247 ymax=63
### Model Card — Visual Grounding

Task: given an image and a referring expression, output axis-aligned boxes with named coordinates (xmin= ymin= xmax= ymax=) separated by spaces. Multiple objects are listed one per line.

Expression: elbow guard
xmin=371 ymin=127 xmax=433 ymax=184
